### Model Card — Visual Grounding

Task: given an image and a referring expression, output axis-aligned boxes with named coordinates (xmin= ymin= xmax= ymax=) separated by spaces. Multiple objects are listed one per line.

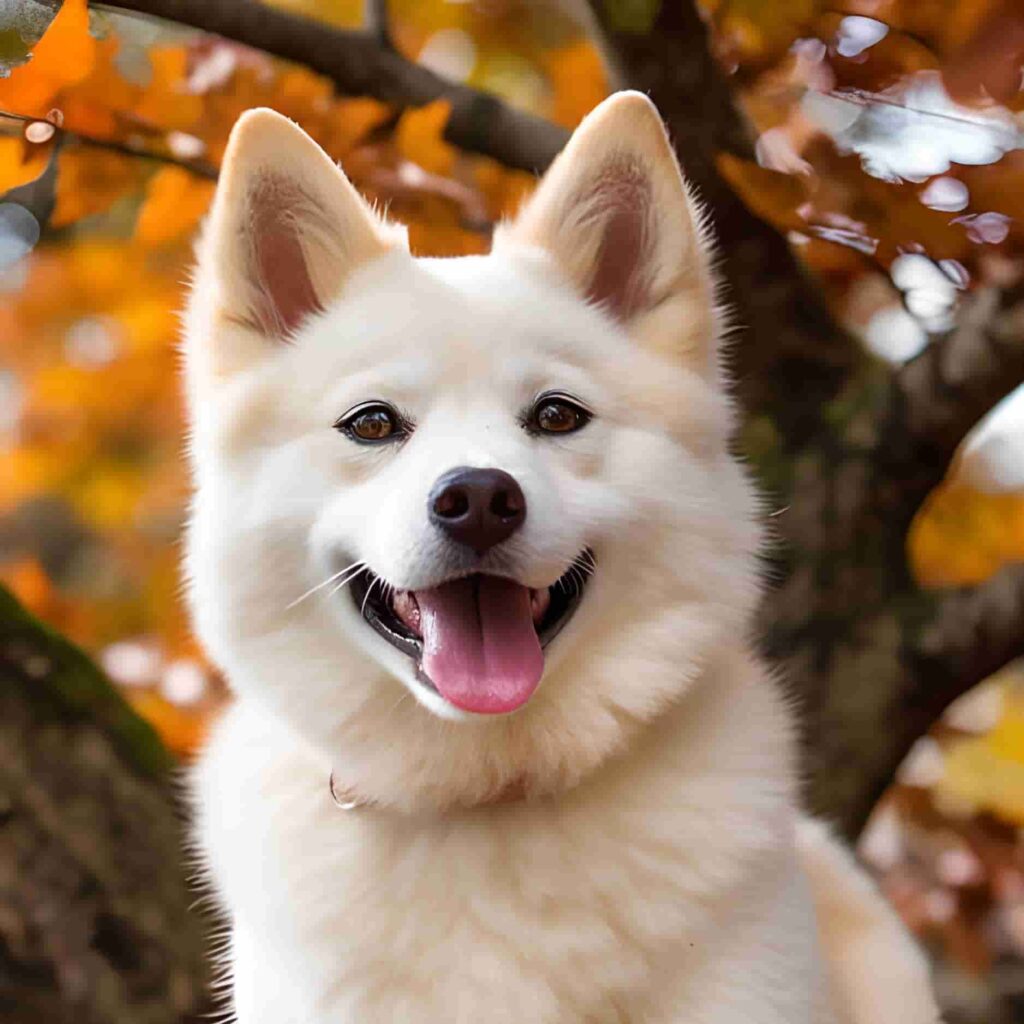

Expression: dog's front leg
xmin=230 ymin=924 xmax=314 ymax=1024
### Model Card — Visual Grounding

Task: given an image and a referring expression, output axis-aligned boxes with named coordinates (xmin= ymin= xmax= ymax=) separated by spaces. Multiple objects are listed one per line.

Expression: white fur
xmin=185 ymin=94 xmax=940 ymax=1023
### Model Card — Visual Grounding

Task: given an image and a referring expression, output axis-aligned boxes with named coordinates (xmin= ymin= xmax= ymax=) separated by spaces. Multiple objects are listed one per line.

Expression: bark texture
xmin=0 ymin=585 xmax=209 ymax=1024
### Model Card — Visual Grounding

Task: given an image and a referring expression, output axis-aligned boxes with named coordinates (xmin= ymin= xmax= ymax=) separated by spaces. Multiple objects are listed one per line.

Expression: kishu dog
xmin=184 ymin=92 xmax=940 ymax=1024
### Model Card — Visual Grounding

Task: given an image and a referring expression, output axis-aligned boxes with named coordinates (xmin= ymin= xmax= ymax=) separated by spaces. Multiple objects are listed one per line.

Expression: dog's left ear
xmin=496 ymin=92 xmax=717 ymax=374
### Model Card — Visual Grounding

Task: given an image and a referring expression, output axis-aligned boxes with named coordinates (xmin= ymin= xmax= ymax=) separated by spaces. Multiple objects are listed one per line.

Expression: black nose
xmin=429 ymin=467 xmax=526 ymax=554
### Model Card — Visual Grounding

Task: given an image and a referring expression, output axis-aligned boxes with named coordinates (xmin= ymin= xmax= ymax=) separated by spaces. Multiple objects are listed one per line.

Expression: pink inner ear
xmin=584 ymin=161 xmax=653 ymax=321
xmin=247 ymin=175 xmax=323 ymax=338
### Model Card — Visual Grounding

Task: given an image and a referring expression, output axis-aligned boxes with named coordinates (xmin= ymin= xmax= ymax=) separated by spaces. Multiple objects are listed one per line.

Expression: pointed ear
xmin=199 ymin=108 xmax=398 ymax=342
xmin=496 ymin=92 xmax=717 ymax=372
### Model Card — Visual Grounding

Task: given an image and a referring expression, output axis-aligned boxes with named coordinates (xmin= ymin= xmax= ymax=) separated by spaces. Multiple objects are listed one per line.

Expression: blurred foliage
xmin=702 ymin=0 xmax=1024 ymax=588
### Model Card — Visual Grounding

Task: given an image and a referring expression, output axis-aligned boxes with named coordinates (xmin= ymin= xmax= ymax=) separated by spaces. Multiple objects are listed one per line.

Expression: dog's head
xmin=184 ymin=92 xmax=762 ymax=807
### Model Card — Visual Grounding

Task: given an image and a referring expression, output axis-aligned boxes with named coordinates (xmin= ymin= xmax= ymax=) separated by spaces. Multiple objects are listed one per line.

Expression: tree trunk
xmin=0 ymin=585 xmax=209 ymax=1024
xmin=593 ymin=0 xmax=1024 ymax=838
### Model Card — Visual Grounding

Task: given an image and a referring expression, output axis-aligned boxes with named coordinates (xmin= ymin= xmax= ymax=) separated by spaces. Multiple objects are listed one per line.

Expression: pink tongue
xmin=415 ymin=576 xmax=543 ymax=714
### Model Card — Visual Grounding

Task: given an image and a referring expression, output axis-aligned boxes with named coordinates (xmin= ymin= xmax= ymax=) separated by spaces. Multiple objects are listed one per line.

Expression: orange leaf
xmin=395 ymin=100 xmax=456 ymax=177
xmin=1 ymin=558 xmax=53 ymax=615
xmin=0 ymin=136 xmax=50 ymax=193
xmin=0 ymin=0 xmax=95 ymax=116
xmin=908 ymin=483 xmax=1024 ymax=588
xmin=131 ymin=47 xmax=203 ymax=132
xmin=540 ymin=40 xmax=609 ymax=129
xmin=324 ymin=97 xmax=394 ymax=157
xmin=127 ymin=691 xmax=207 ymax=757
xmin=51 ymin=147 xmax=139 ymax=228
xmin=135 ymin=166 xmax=215 ymax=246
xmin=716 ymin=152 xmax=807 ymax=233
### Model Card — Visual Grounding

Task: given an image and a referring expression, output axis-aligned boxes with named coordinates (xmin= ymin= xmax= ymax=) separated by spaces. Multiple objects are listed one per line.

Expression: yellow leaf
xmin=0 ymin=446 xmax=65 ymax=510
xmin=0 ymin=558 xmax=52 ymax=614
xmin=395 ymin=100 xmax=456 ymax=177
xmin=132 ymin=47 xmax=203 ymax=132
xmin=540 ymin=40 xmax=609 ymax=129
xmin=938 ymin=682 xmax=1024 ymax=825
xmin=473 ymin=157 xmax=536 ymax=222
xmin=127 ymin=691 xmax=207 ymax=757
xmin=135 ymin=167 xmax=215 ymax=246
xmin=72 ymin=461 xmax=144 ymax=530
xmin=908 ymin=483 xmax=1024 ymax=588
xmin=324 ymin=96 xmax=394 ymax=156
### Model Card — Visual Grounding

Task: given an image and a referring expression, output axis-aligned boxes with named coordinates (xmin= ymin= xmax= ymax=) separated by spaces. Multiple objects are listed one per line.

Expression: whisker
xmin=361 ymin=575 xmax=382 ymax=618
xmin=386 ymin=689 xmax=411 ymax=718
xmin=326 ymin=564 xmax=367 ymax=601
xmin=287 ymin=560 xmax=365 ymax=610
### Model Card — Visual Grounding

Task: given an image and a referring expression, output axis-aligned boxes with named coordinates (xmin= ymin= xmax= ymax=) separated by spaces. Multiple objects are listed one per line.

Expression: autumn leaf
xmin=0 ymin=134 xmax=50 ymax=192
xmin=540 ymin=39 xmax=608 ymax=127
xmin=395 ymin=99 xmax=456 ymax=177
xmin=938 ymin=683 xmax=1024 ymax=825
xmin=135 ymin=166 xmax=215 ymax=246
xmin=1 ymin=557 xmax=52 ymax=614
xmin=51 ymin=147 xmax=140 ymax=227
xmin=716 ymin=152 xmax=808 ymax=232
xmin=131 ymin=47 xmax=203 ymax=132
xmin=908 ymin=483 xmax=1024 ymax=588
xmin=0 ymin=0 xmax=95 ymax=116
xmin=126 ymin=690 xmax=207 ymax=756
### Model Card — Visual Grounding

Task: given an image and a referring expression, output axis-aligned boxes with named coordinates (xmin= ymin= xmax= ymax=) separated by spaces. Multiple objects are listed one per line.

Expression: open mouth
xmin=350 ymin=552 xmax=593 ymax=715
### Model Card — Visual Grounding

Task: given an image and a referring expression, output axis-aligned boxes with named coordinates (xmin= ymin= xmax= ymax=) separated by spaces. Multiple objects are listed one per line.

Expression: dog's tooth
xmin=392 ymin=590 xmax=421 ymax=634
xmin=531 ymin=587 xmax=551 ymax=626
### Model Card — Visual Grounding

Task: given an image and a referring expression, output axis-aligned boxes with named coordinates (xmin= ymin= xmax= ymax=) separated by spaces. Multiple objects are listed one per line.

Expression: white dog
xmin=185 ymin=92 xmax=940 ymax=1024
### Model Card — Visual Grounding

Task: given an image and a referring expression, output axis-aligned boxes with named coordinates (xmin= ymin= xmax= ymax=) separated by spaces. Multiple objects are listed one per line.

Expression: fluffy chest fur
xmin=195 ymin=653 xmax=833 ymax=1024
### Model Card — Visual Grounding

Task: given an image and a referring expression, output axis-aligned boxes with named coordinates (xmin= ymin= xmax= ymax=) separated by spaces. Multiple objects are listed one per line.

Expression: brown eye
xmin=335 ymin=403 xmax=406 ymax=444
xmin=529 ymin=392 xmax=592 ymax=435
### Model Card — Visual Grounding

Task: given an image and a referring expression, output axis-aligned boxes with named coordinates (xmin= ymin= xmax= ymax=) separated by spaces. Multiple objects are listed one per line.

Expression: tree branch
xmin=363 ymin=0 xmax=393 ymax=52
xmin=821 ymin=563 xmax=1024 ymax=836
xmin=1 ymin=110 xmax=218 ymax=180
xmin=95 ymin=0 xmax=569 ymax=173
xmin=899 ymin=281 xmax=1024 ymax=473
xmin=73 ymin=131 xmax=218 ymax=179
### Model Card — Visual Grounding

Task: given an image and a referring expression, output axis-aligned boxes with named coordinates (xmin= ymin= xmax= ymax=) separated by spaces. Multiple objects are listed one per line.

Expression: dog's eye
xmin=335 ymin=403 xmax=405 ymax=444
xmin=528 ymin=392 xmax=592 ymax=435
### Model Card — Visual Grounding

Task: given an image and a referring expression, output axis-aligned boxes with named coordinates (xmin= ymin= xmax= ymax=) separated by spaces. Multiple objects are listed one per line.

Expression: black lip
xmin=349 ymin=551 xmax=594 ymax=691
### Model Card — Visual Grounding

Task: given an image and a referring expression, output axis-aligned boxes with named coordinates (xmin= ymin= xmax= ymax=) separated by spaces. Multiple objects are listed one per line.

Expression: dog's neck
xmin=329 ymin=771 xmax=531 ymax=813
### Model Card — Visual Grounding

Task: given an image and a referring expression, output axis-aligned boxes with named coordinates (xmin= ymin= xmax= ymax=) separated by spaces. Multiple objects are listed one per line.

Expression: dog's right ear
xmin=193 ymin=108 xmax=398 ymax=357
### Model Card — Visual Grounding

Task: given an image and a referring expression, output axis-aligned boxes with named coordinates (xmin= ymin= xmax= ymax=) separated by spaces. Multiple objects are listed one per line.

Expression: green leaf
xmin=600 ymin=0 xmax=662 ymax=34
